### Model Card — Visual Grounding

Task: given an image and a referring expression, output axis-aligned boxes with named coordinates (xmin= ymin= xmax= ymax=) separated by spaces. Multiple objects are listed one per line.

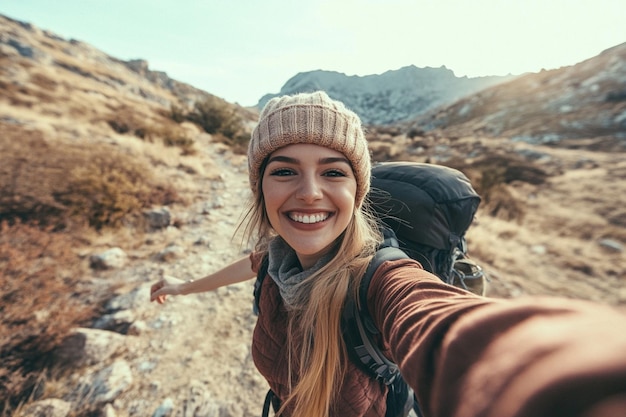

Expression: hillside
xmin=1 ymin=13 xmax=625 ymax=417
xmin=406 ymin=42 xmax=626 ymax=152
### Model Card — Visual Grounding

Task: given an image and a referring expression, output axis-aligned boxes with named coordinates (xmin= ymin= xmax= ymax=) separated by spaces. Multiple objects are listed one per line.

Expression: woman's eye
xmin=324 ymin=169 xmax=347 ymax=177
xmin=269 ymin=168 xmax=295 ymax=176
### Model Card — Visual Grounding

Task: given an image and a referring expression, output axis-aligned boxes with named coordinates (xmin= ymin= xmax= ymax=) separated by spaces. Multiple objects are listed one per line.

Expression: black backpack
xmin=254 ymin=162 xmax=483 ymax=417
xmin=369 ymin=162 xmax=484 ymax=293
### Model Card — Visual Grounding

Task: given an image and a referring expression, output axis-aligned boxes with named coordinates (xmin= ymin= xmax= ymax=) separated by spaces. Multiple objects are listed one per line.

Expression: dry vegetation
xmin=0 ymin=107 xmax=254 ymax=417
xmin=0 ymin=221 xmax=100 ymax=412
xmin=0 ymin=119 xmax=184 ymax=412
xmin=0 ymin=123 xmax=181 ymax=230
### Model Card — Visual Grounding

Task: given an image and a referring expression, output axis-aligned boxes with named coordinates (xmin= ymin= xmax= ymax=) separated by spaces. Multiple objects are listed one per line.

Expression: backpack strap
xmin=253 ymin=254 xmax=269 ymax=316
xmin=343 ymin=236 xmax=409 ymax=385
xmin=261 ymin=388 xmax=280 ymax=417
xmin=344 ymin=243 xmax=426 ymax=417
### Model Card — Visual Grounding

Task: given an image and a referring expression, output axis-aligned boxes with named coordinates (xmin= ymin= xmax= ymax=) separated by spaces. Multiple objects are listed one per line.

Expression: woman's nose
xmin=295 ymin=176 xmax=323 ymax=203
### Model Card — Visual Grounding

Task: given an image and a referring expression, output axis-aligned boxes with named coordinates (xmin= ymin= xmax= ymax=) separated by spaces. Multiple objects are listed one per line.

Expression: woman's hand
xmin=150 ymin=274 xmax=187 ymax=304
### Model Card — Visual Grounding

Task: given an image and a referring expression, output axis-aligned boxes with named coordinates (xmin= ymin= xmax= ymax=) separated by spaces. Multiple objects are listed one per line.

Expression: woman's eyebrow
xmin=267 ymin=155 xmax=298 ymax=164
xmin=266 ymin=156 xmax=350 ymax=165
xmin=319 ymin=157 xmax=351 ymax=165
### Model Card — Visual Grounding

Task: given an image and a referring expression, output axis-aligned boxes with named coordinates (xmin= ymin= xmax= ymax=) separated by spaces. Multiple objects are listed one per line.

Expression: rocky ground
xmin=18 ymin=137 xmax=267 ymax=417
xmin=93 ymin=140 xmax=268 ymax=417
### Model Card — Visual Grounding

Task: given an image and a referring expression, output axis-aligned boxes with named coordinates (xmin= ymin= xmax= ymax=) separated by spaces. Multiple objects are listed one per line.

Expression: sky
xmin=1 ymin=0 xmax=625 ymax=106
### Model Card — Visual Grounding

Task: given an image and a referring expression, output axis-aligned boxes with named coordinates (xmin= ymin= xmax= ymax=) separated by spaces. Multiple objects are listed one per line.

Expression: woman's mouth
xmin=287 ymin=212 xmax=331 ymax=224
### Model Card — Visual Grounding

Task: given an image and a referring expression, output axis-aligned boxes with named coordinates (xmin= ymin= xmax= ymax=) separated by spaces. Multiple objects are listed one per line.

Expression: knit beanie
xmin=248 ymin=91 xmax=371 ymax=207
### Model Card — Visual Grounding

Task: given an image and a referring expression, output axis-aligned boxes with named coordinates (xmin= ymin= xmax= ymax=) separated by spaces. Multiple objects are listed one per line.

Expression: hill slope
xmin=406 ymin=42 xmax=626 ymax=151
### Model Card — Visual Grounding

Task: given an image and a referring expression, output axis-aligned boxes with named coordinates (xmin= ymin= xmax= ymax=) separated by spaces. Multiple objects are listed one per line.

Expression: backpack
xmin=369 ymin=162 xmax=484 ymax=293
xmin=253 ymin=162 xmax=483 ymax=417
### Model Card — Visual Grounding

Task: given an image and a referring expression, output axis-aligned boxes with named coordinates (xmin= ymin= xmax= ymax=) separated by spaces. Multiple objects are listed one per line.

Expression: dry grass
xmin=0 ymin=122 xmax=181 ymax=230
xmin=0 ymin=221 xmax=101 ymax=413
xmin=0 ymin=120 xmax=182 ymax=414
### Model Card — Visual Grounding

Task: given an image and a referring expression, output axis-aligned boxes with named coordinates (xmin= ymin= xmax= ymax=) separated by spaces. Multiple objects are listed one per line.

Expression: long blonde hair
xmin=241 ymin=160 xmax=381 ymax=417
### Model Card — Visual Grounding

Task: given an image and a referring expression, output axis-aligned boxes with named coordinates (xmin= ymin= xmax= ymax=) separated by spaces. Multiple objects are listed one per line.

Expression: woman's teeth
xmin=289 ymin=213 xmax=329 ymax=224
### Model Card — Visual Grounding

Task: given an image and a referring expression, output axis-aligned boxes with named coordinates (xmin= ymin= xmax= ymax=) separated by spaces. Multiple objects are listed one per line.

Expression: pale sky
xmin=1 ymin=0 xmax=625 ymax=106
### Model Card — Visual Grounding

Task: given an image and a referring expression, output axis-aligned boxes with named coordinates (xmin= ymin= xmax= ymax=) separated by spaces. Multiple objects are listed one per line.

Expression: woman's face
xmin=262 ymin=143 xmax=357 ymax=269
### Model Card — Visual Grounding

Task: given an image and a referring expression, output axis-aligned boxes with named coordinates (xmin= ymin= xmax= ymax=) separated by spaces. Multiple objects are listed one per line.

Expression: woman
xmin=151 ymin=91 xmax=626 ymax=417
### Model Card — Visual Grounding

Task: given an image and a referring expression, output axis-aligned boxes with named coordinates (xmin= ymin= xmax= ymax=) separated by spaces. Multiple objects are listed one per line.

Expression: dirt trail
xmin=107 ymin=140 xmax=268 ymax=416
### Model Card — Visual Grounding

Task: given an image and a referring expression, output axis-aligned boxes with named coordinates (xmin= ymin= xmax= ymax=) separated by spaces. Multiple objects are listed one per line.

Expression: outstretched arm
xmin=150 ymin=255 xmax=255 ymax=304
xmin=369 ymin=259 xmax=626 ymax=417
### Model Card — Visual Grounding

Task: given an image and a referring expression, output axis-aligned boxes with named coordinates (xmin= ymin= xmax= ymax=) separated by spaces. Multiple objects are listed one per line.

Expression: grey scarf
xmin=267 ymin=237 xmax=335 ymax=309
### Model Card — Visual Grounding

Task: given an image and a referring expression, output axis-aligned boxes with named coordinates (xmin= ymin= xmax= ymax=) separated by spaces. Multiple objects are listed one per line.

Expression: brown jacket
xmin=252 ymin=257 xmax=626 ymax=417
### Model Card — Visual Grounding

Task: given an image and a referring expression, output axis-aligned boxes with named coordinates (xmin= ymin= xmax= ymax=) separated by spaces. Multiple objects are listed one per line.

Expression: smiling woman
xmin=262 ymin=144 xmax=357 ymax=269
xmin=150 ymin=91 xmax=626 ymax=417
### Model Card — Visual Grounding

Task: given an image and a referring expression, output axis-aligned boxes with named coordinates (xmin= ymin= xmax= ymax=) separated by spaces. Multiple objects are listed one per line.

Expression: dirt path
xmin=107 ymin=140 xmax=268 ymax=417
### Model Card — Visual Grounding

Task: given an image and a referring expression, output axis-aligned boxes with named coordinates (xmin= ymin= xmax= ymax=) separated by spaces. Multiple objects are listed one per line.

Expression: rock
xmin=102 ymin=403 xmax=117 ymax=417
xmin=137 ymin=360 xmax=157 ymax=372
xmin=20 ymin=399 xmax=71 ymax=417
xmin=90 ymin=248 xmax=128 ymax=270
xmin=211 ymin=197 xmax=225 ymax=209
xmin=179 ymin=381 xmax=220 ymax=417
xmin=530 ymin=245 xmax=547 ymax=255
xmin=144 ymin=207 xmax=171 ymax=230
xmin=93 ymin=309 xmax=136 ymax=334
xmin=54 ymin=328 xmax=129 ymax=367
xmin=127 ymin=319 xmax=148 ymax=336
xmin=104 ymin=283 xmax=151 ymax=312
xmin=157 ymin=245 xmax=184 ymax=262
xmin=598 ymin=238 xmax=623 ymax=252
xmin=201 ymin=197 xmax=225 ymax=214
xmin=152 ymin=398 xmax=174 ymax=417
xmin=219 ymin=403 xmax=244 ymax=417
xmin=193 ymin=236 xmax=211 ymax=247
xmin=80 ymin=360 xmax=133 ymax=404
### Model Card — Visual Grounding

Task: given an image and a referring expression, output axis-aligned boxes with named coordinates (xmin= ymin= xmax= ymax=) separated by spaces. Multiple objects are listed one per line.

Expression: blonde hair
xmin=241 ymin=160 xmax=381 ymax=417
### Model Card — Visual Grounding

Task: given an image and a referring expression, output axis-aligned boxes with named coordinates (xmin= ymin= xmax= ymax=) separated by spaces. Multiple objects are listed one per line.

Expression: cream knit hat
xmin=248 ymin=91 xmax=371 ymax=207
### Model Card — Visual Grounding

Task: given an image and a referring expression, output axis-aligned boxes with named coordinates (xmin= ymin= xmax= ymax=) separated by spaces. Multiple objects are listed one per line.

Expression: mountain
xmin=257 ymin=66 xmax=515 ymax=125
xmin=407 ymin=42 xmax=626 ymax=149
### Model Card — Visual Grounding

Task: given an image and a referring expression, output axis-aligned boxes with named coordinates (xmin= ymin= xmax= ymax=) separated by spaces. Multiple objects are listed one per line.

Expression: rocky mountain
xmin=407 ymin=42 xmax=626 ymax=150
xmin=257 ymin=66 xmax=515 ymax=125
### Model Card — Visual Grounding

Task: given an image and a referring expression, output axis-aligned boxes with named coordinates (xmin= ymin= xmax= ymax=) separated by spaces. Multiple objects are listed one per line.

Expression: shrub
xmin=169 ymin=104 xmax=187 ymax=123
xmin=0 ymin=123 xmax=180 ymax=230
xmin=0 ymin=221 xmax=99 ymax=413
xmin=56 ymin=160 xmax=153 ymax=229
xmin=159 ymin=128 xmax=196 ymax=155
xmin=188 ymin=96 xmax=232 ymax=134
xmin=106 ymin=107 xmax=146 ymax=137
xmin=55 ymin=150 xmax=181 ymax=229
xmin=184 ymin=96 xmax=249 ymax=146
xmin=480 ymin=183 xmax=526 ymax=221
